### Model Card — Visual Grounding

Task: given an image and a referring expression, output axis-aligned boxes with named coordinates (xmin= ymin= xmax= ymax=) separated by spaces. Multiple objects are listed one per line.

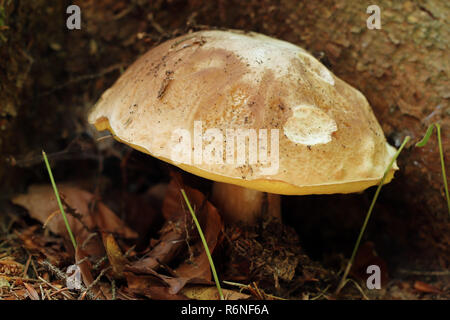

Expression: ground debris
xmin=124 ymin=178 xmax=224 ymax=298
xmin=223 ymin=218 xmax=329 ymax=298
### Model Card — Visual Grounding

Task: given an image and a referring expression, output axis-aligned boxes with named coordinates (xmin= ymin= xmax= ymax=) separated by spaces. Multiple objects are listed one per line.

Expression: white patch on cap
xmin=318 ymin=68 xmax=335 ymax=85
xmin=283 ymin=104 xmax=337 ymax=145
xmin=297 ymin=52 xmax=335 ymax=86
xmin=201 ymin=31 xmax=311 ymax=77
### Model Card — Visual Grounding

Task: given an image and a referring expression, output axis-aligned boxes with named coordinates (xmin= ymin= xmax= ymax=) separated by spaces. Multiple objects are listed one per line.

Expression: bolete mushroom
xmin=88 ymin=30 xmax=398 ymax=224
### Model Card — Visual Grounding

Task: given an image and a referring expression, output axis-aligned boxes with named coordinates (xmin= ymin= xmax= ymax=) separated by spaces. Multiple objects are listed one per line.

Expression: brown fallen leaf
xmin=172 ymin=186 xmax=222 ymax=281
xmin=75 ymin=247 xmax=101 ymax=297
xmin=102 ymin=233 xmax=128 ymax=279
xmin=126 ymin=177 xmax=206 ymax=273
xmin=181 ymin=286 xmax=250 ymax=300
xmin=75 ymin=247 xmax=111 ymax=300
xmin=413 ymin=281 xmax=443 ymax=294
xmin=24 ymin=282 xmax=40 ymax=300
xmin=126 ymin=178 xmax=223 ymax=295
xmin=126 ymin=257 xmax=193 ymax=295
xmin=118 ymin=188 xmax=165 ymax=250
xmin=125 ymin=272 xmax=188 ymax=300
xmin=12 ymin=184 xmax=137 ymax=258
xmin=15 ymin=226 xmax=69 ymax=266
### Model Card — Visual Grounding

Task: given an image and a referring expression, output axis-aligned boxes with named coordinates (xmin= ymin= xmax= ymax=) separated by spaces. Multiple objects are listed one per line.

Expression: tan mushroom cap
xmin=88 ymin=30 xmax=398 ymax=195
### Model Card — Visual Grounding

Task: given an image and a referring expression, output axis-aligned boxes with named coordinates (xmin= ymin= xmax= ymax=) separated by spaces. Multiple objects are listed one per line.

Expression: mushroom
xmin=88 ymin=30 xmax=398 ymax=224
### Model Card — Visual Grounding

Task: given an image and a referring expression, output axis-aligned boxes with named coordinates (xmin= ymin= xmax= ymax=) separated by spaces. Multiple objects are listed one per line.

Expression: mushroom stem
xmin=211 ymin=182 xmax=281 ymax=224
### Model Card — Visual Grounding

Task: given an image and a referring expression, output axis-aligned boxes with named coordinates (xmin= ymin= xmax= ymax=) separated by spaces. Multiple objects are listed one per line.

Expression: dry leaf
xmin=181 ymin=286 xmax=250 ymax=300
xmin=125 ymin=272 xmax=188 ymax=300
xmin=24 ymin=282 xmax=40 ymax=300
xmin=126 ymin=178 xmax=223 ymax=295
xmin=102 ymin=233 xmax=128 ymax=279
xmin=75 ymin=247 xmax=106 ymax=299
xmin=0 ymin=277 xmax=10 ymax=288
xmin=413 ymin=281 xmax=442 ymax=294
xmin=15 ymin=226 xmax=69 ymax=266
xmin=13 ymin=184 xmax=137 ymax=238
xmin=164 ymin=178 xmax=223 ymax=287
xmin=117 ymin=183 xmax=168 ymax=249
xmin=12 ymin=184 xmax=137 ymax=258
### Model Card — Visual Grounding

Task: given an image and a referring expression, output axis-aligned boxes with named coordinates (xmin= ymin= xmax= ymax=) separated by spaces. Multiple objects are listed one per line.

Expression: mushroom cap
xmin=88 ymin=30 xmax=398 ymax=195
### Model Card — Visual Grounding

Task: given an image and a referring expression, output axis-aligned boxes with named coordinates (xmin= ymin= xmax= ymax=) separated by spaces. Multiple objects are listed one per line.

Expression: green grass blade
xmin=42 ymin=150 xmax=77 ymax=250
xmin=436 ymin=124 xmax=450 ymax=216
xmin=415 ymin=124 xmax=435 ymax=147
xmin=336 ymin=136 xmax=410 ymax=295
xmin=180 ymin=189 xmax=224 ymax=300
xmin=415 ymin=123 xmax=449 ymax=215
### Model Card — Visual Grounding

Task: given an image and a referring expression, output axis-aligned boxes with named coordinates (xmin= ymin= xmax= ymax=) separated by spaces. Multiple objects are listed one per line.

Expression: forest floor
xmin=0 ymin=149 xmax=448 ymax=300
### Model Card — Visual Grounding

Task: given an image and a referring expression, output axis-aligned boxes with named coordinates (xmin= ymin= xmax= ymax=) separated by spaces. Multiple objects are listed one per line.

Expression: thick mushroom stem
xmin=211 ymin=182 xmax=281 ymax=224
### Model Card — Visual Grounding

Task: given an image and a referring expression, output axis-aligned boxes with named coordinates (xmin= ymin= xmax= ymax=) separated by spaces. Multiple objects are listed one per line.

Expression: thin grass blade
xmin=180 ymin=189 xmax=224 ymax=300
xmin=42 ymin=150 xmax=77 ymax=250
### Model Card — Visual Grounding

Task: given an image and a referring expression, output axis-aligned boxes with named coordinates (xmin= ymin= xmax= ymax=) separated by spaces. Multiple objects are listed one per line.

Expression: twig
xmin=49 ymin=287 xmax=70 ymax=298
xmin=347 ymin=279 xmax=370 ymax=300
xmin=111 ymin=279 xmax=116 ymax=300
xmin=81 ymin=233 xmax=98 ymax=249
xmin=93 ymin=256 xmax=108 ymax=270
xmin=310 ymin=284 xmax=331 ymax=300
xmin=44 ymin=288 xmax=53 ymax=300
xmin=39 ymin=260 xmax=95 ymax=300
xmin=22 ymin=255 xmax=32 ymax=278
xmin=40 ymin=260 xmax=66 ymax=281
xmin=148 ymin=12 xmax=166 ymax=35
xmin=39 ymin=284 xmax=45 ymax=300
xmin=75 ymin=256 xmax=89 ymax=266
xmin=39 ymin=63 xmax=125 ymax=96
xmin=251 ymin=282 xmax=265 ymax=299
xmin=37 ymin=276 xmax=73 ymax=300
xmin=29 ymin=256 xmax=39 ymax=280
xmin=0 ymin=276 xmax=40 ymax=283
xmin=112 ymin=4 xmax=135 ymax=20
xmin=398 ymin=269 xmax=450 ymax=276
xmin=81 ymin=266 xmax=112 ymax=299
